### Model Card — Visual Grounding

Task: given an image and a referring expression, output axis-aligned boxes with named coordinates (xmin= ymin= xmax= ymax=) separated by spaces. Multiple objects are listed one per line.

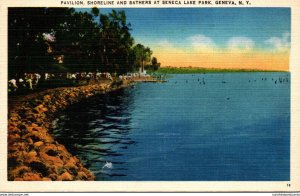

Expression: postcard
xmin=0 ymin=0 xmax=300 ymax=192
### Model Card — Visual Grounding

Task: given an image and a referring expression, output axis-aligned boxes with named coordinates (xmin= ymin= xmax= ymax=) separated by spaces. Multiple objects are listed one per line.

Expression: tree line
xmin=8 ymin=8 xmax=161 ymax=77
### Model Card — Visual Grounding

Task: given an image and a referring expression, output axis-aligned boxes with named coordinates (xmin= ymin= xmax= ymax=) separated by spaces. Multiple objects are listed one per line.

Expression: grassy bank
xmin=154 ymin=67 xmax=288 ymax=74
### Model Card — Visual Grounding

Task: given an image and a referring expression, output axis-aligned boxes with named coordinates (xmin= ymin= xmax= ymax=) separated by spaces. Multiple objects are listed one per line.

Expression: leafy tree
xmin=151 ymin=57 xmax=161 ymax=70
xmin=133 ymin=44 xmax=152 ymax=72
xmin=8 ymin=8 xmax=75 ymax=76
xmin=99 ymin=10 xmax=134 ymax=74
xmin=9 ymin=8 xmax=52 ymax=76
xmin=53 ymin=9 xmax=101 ymax=71
xmin=8 ymin=8 xmax=160 ymax=77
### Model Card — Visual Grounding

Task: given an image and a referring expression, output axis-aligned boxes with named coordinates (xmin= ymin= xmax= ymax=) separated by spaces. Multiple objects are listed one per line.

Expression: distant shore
xmin=7 ymin=77 xmax=154 ymax=181
xmin=155 ymin=67 xmax=289 ymax=74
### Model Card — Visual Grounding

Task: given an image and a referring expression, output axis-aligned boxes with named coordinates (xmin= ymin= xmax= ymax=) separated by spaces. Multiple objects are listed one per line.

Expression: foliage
xmin=133 ymin=44 xmax=152 ymax=72
xmin=155 ymin=67 xmax=285 ymax=74
xmin=8 ymin=8 xmax=161 ymax=77
xmin=145 ymin=57 xmax=160 ymax=71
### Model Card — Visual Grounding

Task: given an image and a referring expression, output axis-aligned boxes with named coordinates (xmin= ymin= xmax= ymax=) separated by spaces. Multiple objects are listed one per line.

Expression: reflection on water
xmin=53 ymin=73 xmax=290 ymax=181
xmin=53 ymin=89 xmax=135 ymax=180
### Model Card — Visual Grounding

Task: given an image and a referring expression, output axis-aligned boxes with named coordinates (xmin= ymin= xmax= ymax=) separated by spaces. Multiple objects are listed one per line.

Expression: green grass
xmin=154 ymin=67 xmax=288 ymax=74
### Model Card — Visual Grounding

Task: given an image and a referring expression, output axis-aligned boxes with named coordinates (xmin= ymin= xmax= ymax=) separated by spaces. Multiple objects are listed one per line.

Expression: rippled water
xmin=53 ymin=73 xmax=290 ymax=181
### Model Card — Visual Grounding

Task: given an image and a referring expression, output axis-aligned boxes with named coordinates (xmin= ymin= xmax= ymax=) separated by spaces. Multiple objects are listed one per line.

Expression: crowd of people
xmin=66 ymin=72 xmax=113 ymax=83
xmin=8 ymin=73 xmax=42 ymax=92
xmin=8 ymin=71 xmax=115 ymax=93
xmin=8 ymin=71 xmax=151 ymax=93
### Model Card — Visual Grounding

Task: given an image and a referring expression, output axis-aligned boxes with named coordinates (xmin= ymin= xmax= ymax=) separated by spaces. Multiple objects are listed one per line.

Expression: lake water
xmin=53 ymin=73 xmax=290 ymax=181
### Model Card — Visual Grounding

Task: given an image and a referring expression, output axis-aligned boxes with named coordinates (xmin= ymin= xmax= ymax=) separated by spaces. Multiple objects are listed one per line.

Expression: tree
xmin=54 ymin=9 xmax=101 ymax=71
xmin=8 ymin=8 xmax=78 ymax=75
xmin=98 ymin=10 xmax=134 ymax=74
xmin=8 ymin=8 xmax=160 ymax=76
xmin=8 ymin=8 xmax=54 ymax=76
xmin=91 ymin=7 xmax=99 ymax=17
xmin=151 ymin=57 xmax=161 ymax=71
xmin=133 ymin=44 xmax=152 ymax=73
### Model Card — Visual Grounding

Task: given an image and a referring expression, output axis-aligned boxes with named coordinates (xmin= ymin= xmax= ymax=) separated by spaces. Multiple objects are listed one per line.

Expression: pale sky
xmin=88 ymin=8 xmax=291 ymax=70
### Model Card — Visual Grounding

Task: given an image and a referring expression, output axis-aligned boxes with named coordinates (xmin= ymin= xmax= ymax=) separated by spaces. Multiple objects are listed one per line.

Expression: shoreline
xmin=7 ymin=78 xmax=137 ymax=181
xmin=155 ymin=67 xmax=289 ymax=74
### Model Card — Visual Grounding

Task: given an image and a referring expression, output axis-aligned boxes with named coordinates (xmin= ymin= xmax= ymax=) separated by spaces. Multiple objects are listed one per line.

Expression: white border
xmin=0 ymin=0 xmax=299 ymax=192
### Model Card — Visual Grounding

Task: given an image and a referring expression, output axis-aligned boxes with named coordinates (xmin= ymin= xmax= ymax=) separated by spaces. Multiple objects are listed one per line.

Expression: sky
xmin=81 ymin=8 xmax=291 ymax=70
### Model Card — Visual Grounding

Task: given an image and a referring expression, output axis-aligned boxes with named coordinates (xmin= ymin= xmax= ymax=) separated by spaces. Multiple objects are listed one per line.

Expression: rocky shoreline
xmin=7 ymin=79 xmax=133 ymax=181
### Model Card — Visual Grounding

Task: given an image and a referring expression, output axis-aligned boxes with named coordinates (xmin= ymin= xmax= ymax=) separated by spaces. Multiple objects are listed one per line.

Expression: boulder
xmin=7 ymin=81 xmax=117 ymax=181
xmin=33 ymin=141 xmax=44 ymax=148
xmin=57 ymin=171 xmax=73 ymax=181
xmin=22 ymin=172 xmax=42 ymax=181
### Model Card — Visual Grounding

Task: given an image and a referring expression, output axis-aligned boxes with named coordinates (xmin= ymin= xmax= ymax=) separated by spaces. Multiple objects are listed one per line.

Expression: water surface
xmin=53 ymin=73 xmax=290 ymax=181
